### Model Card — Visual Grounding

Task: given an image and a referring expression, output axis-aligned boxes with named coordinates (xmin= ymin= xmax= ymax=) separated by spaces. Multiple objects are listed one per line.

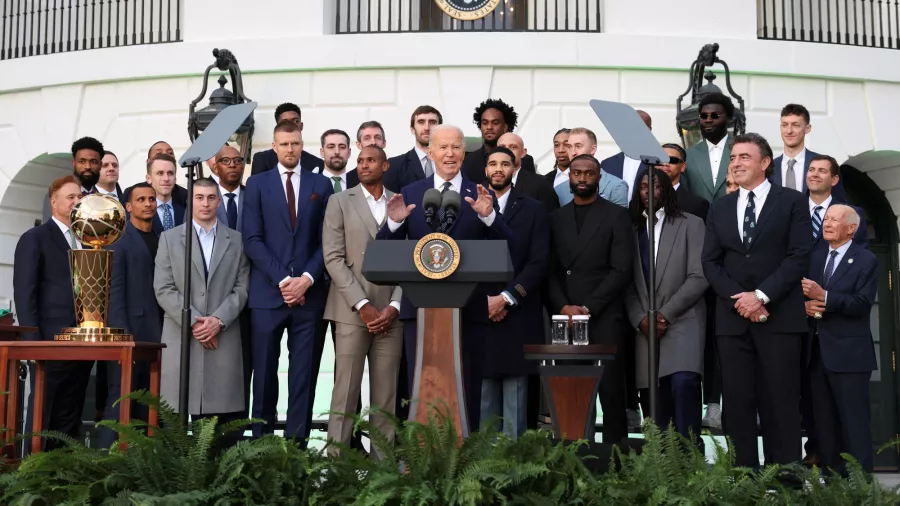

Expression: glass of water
xmin=571 ymin=315 xmax=590 ymax=345
xmin=551 ymin=315 xmax=570 ymax=345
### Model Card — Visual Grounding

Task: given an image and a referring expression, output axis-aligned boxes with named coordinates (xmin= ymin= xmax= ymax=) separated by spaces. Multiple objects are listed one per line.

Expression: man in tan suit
xmin=323 ymin=145 xmax=402 ymax=455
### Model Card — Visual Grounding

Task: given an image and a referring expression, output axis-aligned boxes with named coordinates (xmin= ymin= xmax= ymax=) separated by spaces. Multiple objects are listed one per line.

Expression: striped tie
xmin=812 ymin=205 xmax=823 ymax=240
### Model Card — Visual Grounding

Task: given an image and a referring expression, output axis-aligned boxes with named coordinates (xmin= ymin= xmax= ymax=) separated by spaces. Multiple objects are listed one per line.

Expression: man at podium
xmin=376 ymin=124 xmax=513 ymax=429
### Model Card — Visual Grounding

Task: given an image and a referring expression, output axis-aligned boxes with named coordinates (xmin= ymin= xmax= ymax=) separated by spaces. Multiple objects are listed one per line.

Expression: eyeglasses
xmin=700 ymin=113 xmax=722 ymax=120
xmin=218 ymin=157 xmax=244 ymax=165
xmin=667 ymin=157 xmax=684 ymax=164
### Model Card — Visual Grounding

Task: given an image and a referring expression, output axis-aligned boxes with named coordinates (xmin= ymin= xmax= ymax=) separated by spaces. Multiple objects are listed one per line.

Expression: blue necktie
xmin=823 ymin=250 xmax=839 ymax=288
xmin=812 ymin=205 xmax=823 ymax=240
xmin=742 ymin=191 xmax=756 ymax=248
xmin=225 ymin=193 xmax=238 ymax=229
xmin=435 ymin=182 xmax=452 ymax=232
xmin=162 ymin=203 xmax=174 ymax=231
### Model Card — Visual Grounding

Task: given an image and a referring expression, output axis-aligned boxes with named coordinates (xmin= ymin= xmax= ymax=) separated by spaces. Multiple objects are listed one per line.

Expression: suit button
xmin=566 ymin=270 xmax=572 ymax=275
xmin=745 ymin=254 xmax=751 ymax=258
xmin=200 ymin=292 xmax=205 ymax=296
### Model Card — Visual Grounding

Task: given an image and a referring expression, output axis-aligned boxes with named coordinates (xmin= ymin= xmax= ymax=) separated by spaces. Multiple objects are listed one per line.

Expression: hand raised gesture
xmin=386 ymin=193 xmax=416 ymax=223
xmin=464 ymin=184 xmax=496 ymax=218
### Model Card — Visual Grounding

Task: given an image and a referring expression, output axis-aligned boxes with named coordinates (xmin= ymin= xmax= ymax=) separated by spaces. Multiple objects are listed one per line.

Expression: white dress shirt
xmin=622 ymin=156 xmax=642 ymax=203
xmin=496 ymin=188 xmax=512 ymax=214
xmin=644 ymin=208 xmax=665 ymax=261
xmin=95 ymin=185 xmax=118 ymax=197
xmin=809 ymin=195 xmax=832 ymax=220
xmin=52 ymin=216 xmax=82 ymax=249
xmin=673 ymin=182 xmax=681 ymax=191
xmin=553 ymin=168 xmax=569 ymax=188
xmin=708 ymin=135 xmax=729 ymax=186
xmin=737 ymin=178 xmax=773 ymax=303
xmin=277 ymin=163 xmax=315 ymax=287
xmin=192 ymin=220 xmax=217 ymax=281
xmin=387 ymin=171 xmax=496 ymax=232
xmin=220 ymin=184 xmax=242 ymax=203
xmin=781 ymin=149 xmax=807 ymax=190
xmin=511 ymin=167 xmax=521 ymax=188
xmin=354 ymin=185 xmax=401 ymax=313
xmin=823 ymin=239 xmax=853 ymax=305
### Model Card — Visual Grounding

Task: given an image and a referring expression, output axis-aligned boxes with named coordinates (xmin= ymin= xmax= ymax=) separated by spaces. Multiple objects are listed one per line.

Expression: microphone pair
xmin=423 ymin=188 xmax=461 ymax=232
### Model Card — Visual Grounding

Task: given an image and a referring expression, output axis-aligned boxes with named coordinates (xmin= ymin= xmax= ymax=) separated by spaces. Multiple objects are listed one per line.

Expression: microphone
xmin=440 ymin=190 xmax=461 ymax=232
xmin=422 ymin=188 xmax=443 ymax=231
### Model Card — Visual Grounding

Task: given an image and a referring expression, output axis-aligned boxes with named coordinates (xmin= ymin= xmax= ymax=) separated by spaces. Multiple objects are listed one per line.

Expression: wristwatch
xmin=580 ymin=305 xmax=590 ymax=315
xmin=214 ymin=317 xmax=225 ymax=330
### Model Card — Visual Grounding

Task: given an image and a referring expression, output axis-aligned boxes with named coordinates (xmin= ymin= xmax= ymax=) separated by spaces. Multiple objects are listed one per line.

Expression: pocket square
xmin=310 ymin=193 xmax=321 ymax=200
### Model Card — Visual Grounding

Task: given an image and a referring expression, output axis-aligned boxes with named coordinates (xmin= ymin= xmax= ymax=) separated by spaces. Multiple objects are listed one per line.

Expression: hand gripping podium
xmin=363 ymin=235 xmax=513 ymax=438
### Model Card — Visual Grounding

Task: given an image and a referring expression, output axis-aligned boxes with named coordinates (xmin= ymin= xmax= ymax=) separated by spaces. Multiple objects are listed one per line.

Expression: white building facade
xmin=1 ymin=0 xmax=899 ymax=463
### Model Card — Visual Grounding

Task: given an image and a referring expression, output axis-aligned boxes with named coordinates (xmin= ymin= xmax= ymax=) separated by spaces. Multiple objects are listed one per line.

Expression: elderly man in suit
xmin=683 ymin=93 xmax=735 ymax=203
xmin=97 ymin=183 xmax=164 ymax=447
xmin=323 ymin=145 xmax=403 ymax=455
xmin=625 ymin=168 xmax=708 ymax=440
xmin=376 ymin=124 xmax=513 ymax=429
xmin=480 ymin=147 xmax=549 ymax=439
xmin=154 ymin=177 xmax=250 ymax=448
xmin=702 ymin=132 xmax=813 ymax=468
xmin=802 ymin=204 xmax=877 ymax=474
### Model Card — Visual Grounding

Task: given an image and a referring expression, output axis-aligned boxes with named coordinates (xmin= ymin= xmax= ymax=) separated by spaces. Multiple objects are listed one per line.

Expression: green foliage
xmin=1 ymin=394 xmax=899 ymax=505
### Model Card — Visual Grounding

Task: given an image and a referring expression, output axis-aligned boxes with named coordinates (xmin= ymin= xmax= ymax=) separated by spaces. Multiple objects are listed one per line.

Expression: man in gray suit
xmin=323 ymin=145 xmax=402 ymax=456
xmin=625 ymin=168 xmax=708 ymax=441
xmin=154 ymin=177 xmax=250 ymax=448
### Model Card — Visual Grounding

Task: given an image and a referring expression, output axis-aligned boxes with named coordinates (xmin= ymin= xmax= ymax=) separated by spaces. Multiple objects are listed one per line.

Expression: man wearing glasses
xmin=683 ymin=93 xmax=736 ymax=203
xmin=660 ymin=143 xmax=709 ymax=221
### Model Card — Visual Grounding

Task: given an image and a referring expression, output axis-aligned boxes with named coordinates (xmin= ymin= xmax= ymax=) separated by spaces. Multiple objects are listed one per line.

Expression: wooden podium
xmin=524 ymin=344 xmax=617 ymax=441
xmin=363 ymin=238 xmax=513 ymax=438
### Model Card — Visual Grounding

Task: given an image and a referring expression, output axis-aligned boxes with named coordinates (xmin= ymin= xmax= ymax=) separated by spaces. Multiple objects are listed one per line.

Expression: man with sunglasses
xmin=661 ymin=143 xmax=709 ymax=221
xmin=683 ymin=93 xmax=735 ymax=203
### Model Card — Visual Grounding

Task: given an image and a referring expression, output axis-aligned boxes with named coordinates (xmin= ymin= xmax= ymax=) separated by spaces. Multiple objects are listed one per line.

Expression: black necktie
xmin=225 ymin=193 xmax=238 ymax=229
xmin=743 ymin=191 xmax=757 ymax=248
xmin=823 ymin=250 xmax=839 ymax=288
xmin=436 ymin=182 xmax=452 ymax=232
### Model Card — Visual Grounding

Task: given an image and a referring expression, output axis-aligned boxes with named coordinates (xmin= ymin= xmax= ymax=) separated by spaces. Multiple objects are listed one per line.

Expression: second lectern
xmin=363 ymin=235 xmax=512 ymax=438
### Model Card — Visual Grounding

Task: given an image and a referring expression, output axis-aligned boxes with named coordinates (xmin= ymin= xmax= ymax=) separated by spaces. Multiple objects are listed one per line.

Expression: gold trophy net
xmin=55 ymin=194 xmax=132 ymax=342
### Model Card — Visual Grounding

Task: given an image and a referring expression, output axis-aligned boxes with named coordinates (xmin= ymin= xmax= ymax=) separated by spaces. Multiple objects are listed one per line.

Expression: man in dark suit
xmin=377 ymin=124 xmax=513 ymax=430
xmin=243 ymin=120 xmax=334 ymax=443
xmin=546 ymin=154 xmax=634 ymax=445
xmin=701 ymin=132 xmax=813 ymax=468
xmin=600 ymin=110 xmax=653 ymax=203
xmin=384 ymin=105 xmax=443 ymax=193
xmin=145 ymin=154 xmax=186 ymax=235
xmin=250 ymin=103 xmax=324 ymax=176
xmin=807 ymin=154 xmax=867 ymax=247
xmin=319 ymin=129 xmax=358 ymax=193
xmin=479 ymin=147 xmax=549 ymax=438
xmin=42 ymin=136 xmax=106 ymax=222
xmin=497 ymin=133 xmax=559 ymax=213
xmin=15 ymin=175 xmax=91 ymax=451
xmin=96 ymin=183 xmax=164 ymax=448
xmin=769 ymin=103 xmax=846 ymax=202
xmin=98 ymin=151 xmax=125 ymax=201
xmin=660 ymin=144 xmax=709 ymax=220
xmin=123 ymin=141 xmax=188 ymax=207
xmin=801 ymin=204 xmax=877 ymax=474
xmin=462 ymin=98 xmax=536 ymax=184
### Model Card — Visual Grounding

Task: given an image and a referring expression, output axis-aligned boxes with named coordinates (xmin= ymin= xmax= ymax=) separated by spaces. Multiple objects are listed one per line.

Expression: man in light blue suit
xmin=242 ymin=120 xmax=335 ymax=443
xmin=557 ymin=127 xmax=628 ymax=207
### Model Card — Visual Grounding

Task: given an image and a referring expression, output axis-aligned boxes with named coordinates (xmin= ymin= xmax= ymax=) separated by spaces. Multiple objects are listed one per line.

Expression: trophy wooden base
xmin=54 ymin=327 xmax=132 ymax=342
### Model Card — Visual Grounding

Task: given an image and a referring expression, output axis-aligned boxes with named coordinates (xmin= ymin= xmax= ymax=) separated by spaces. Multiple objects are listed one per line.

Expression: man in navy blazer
xmin=243 ymin=120 xmax=335 ymax=442
xmin=214 ymin=146 xmax=246 ymax=232
xmin=599 ymin=110 xmax=653 ymax=203
xmin=250 ymin=103 xmax=324 ymax=176
xmin=14 ymin=175 xmax=90 ymax=451
xmin=769 ymin=103 xmax=846 ymax=201
xmin=807 ymin=154 xmax=867 ymax=247
xmin=801 ymin=204 xmax=877 ymax=474
xmin=384 ymin=105 xmax=443 ymax=193
xmin=376 ymin=124 xmax=513 ymax=429
xmin=97 ymin=183 xmax=164 ymax=447
xmin=146 ymin=154 xmax=186 ymax=235
xmin=479 ymin=147 xmax=549 ymax=438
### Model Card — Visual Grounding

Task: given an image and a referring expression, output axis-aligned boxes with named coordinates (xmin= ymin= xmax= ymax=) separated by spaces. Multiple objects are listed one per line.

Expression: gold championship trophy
xmin=55 ymin=194 xmax=132 ymax=342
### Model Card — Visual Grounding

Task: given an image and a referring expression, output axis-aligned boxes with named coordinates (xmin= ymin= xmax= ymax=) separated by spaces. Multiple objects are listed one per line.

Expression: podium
xmin=523 ymin=344 xmax=617 ymax=441
xmin=363 ymin=238 xmax=513 ymax=438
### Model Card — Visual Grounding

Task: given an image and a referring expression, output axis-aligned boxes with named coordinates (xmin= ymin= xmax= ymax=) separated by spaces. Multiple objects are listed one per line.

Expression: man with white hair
xmin=801 ymin=204 xmax=877 ymax=475
xmin=377 ymin=124 xmax=513 ymax=429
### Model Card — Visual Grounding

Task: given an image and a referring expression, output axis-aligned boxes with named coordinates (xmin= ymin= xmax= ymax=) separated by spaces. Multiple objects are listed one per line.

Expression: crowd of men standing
xmin=13 ymin=96 xmax=877 ymax=476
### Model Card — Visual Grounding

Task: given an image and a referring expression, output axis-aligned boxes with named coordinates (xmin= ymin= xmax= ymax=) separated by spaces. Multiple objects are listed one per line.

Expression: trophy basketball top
xmin=70 ymin=194 xmax=127 ymax=249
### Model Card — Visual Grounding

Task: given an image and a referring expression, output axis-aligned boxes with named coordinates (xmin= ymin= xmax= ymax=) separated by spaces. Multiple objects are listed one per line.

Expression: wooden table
xmin=0 ymin=325 xmax=37 ymax=341
xmin=0 ymin=340 xmax=164 ymax=457
xmin=523 ymin=344 xmax=617 ymax=441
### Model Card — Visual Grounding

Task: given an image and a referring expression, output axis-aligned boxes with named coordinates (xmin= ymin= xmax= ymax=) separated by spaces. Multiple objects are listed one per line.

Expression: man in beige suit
xmin=323 ymin=145 xmax=402 ymax=455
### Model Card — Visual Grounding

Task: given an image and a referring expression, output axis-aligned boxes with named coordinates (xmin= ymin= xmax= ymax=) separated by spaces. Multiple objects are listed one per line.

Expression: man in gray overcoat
xmin=625 ymin=167 xmax=708 ymax=441
xmin=154 ymin=177 xmax=250 ymax=445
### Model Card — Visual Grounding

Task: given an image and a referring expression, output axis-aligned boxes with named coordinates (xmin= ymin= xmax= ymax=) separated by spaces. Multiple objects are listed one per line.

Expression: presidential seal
xmin=414 ymin=233 xmax=461 ymax=280
xmin=434 ymin=0 xmax=502 ymax=21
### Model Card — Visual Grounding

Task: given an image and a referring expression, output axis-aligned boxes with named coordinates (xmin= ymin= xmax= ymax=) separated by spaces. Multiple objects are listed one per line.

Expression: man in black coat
xmin=123 ymin=141 xmax=188 ymax=207
xmin=250 ymin=103 xmax=324 ymax=176
xmin=480 ymin=147 xmax=549 ymax=438
xmin=701 ymin=133 xmax=813 ymax=468
xmin=461 ymin=98 xmax=536 ymax=184
xmin=546 ymin=154 xmax=634 ymax=445
xmin=384 ymin=105 xmax=443 ymax=193
xmin=497 ymin=133 xmax=559 ymax=213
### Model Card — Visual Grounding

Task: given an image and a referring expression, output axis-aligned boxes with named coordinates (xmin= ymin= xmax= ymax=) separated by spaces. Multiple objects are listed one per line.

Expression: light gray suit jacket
xmin=154 ymin=222 xmax=250 ymax=415
xmin=625 ymin=212 xmax=708 ymax=388
xmin=323 ymin=186 xmax=402 ymax=327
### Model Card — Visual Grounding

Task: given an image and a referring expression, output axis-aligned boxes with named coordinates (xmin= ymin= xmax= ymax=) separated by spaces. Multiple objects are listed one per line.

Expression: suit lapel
xmin=349 ymin=188 xmax=380 ymax=238
xmin=502 ymin=187 xmax=524 ymax=223
xmin=450 ymin=179 xmax=477 ymax=236
xmin=180 ymin=226 xmax=207 ymax=282
xmin=827 ymin=243 xmax=861 ymax=288
xmin=712 ymin=143 xmax=731 ymax=195
xmin=748 ymin=185 xmax=781 ymax=251
xmin=127 ymin=225 xmax=152 ymax=263
xmin=47 ymin=222 xmax=71 ymax=254
xmin=572 ymin=200 xmax=603 ymax=261
xmin=265 ymin=169 xmax=293 ymax=232
xmin=771 ymin=155 xmax=783 ymax=187
xmin=294 ymin=171 xmax=315 ymax=235
xmin=654 ymin=215 xmax=681 ymax=289
xmin=693 ymin=142 xmax=715 ymax=196
xmin=207 ymin=224 xmax=230 ymax=281
xmin=556 ymin=205 xmax=579 ymax=267
xmin=408 ymin=149 xmax=425 ymax=180
xmin=632 ymin=232 xmax=650 ymax=304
